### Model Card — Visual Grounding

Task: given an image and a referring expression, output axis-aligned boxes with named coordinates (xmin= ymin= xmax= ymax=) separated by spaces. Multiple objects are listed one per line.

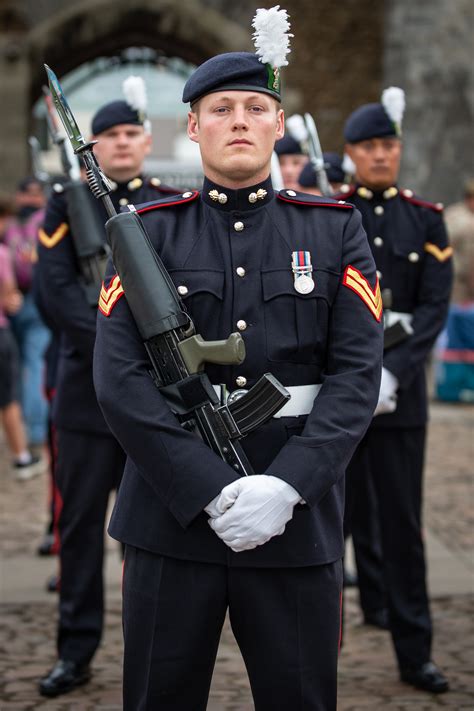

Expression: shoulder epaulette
xmin=147 ymin=177 xmax=182 ymax=195
xmin=333 ymin=184 xmax=357 ymax=200
xmin=400 ymin=189 xmax=444 ymax=213
xmin=277 ymin=190 xmax=353 ymax=209
xmin=132 ymin=191 xmax=200 ymax=215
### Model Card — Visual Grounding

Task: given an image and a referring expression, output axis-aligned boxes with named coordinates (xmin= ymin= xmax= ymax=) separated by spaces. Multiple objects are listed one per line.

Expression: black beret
xmin=298 ymin=153 xmax=344 ymax=188
xmin=322 ymin=152 xmax=344 ymax=184
xmin=274 ymin=134 xmax=304 ymax=156
xmin=182 ymin=52 xmax=282 ymax=105
xmin=91 ymin=100 xmax=143 ymax=136
xmin=344 ymin=103 xmax=397 ymax=143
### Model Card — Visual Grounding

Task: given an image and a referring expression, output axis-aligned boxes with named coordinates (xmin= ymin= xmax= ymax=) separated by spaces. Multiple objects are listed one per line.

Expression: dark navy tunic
xmin=94 ymin=176 xmax=383 ymax=568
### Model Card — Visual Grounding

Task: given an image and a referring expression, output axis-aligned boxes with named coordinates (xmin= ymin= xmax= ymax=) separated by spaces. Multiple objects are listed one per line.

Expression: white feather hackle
xmin=122 ymin=75 xmax=148 ymax=114
xmin=286 ymin=114 xmax=308 ymax=143
xmin=252 ymin=6 xmax=293 ymax=68
xmin=381 ymin=86 xmax=405 ymax=127
xmin=342 ymin=153 xmax=356 ymax=176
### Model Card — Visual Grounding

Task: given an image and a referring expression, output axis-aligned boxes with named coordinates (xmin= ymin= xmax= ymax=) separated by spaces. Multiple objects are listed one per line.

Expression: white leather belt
xmin=384 ymin=310 xmax=414 ymax=334
xmin=212 ymin=383 xmax=322 ymax=418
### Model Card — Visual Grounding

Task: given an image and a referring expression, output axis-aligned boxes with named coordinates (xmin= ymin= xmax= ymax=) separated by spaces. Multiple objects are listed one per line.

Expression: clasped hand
xmin=205 ymin=475 xmax=301 ymax=552
xmin=373 ymin=367 xmax=399 ymax=416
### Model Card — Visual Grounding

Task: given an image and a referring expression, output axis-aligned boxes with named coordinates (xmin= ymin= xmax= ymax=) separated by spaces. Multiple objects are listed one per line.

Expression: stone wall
xmin=384 ymin=0 xmax=474 ymax=203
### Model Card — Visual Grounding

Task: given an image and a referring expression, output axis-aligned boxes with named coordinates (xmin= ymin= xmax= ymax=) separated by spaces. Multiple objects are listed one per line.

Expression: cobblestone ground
xmin=1 ymin=402 xmax=473 ymax=710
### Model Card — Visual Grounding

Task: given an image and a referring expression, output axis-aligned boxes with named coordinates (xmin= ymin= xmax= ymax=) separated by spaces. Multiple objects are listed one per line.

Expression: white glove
xmin=208 ymin=475 xmax=301 ymax=552
xmin=374 ymin=367 xmax=399 ymax=416
xmin=204 ymin=492 xmax=233 ymax=519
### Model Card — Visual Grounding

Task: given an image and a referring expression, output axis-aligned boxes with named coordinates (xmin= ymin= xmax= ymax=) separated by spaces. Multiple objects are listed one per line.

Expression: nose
xmin=373 ymin=145 xmax=388 ymax=161
xmin=232 ymin=107 xmax=249 ymax=131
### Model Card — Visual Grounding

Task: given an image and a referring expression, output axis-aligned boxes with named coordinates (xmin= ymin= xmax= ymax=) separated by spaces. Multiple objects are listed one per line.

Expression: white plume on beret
xmin=252 ymin=5 xmax=293 ymax=68
xmin=342 ymin=153 xmax=356 ymax=175
xmin=381 ymin=86 xmax=405 ymax=127
xmin=286 ymin=114 xmax=308 ymax=143
xmin=122 ymin=75 xmax=151 ymax=133
xmin=122 ymin=75 xmax=148 ymax=113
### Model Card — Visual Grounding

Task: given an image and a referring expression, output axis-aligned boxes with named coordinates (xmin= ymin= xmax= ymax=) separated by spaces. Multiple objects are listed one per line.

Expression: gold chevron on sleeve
xmin=38 ymin=223 xmax=69 ymax=248
xmin=342 ymin=265 xmax=382 ymax=322
xmin=98 ymin=275 xmax=124 ymax=316
xmin=424 ymin=242 xmax=453 ymax=262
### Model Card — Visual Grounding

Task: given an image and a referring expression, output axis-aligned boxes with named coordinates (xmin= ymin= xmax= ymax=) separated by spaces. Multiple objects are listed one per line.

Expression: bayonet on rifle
xmin=303 ymin=113 xmax=333 ymax=197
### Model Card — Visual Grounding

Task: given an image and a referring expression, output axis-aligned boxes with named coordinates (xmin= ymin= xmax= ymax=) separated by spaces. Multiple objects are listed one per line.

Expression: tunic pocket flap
xmin=168 ymin=269 xmax=225 ymax=300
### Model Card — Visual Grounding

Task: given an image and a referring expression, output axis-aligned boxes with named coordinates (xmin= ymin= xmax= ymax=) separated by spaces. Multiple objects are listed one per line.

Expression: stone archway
xmin=0 ymin=0 xmax=249 ymax=191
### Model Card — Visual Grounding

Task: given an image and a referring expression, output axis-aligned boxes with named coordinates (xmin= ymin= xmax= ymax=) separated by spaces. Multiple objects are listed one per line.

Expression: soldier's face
xmin=278 ymin=154 xmax=309 ymax=191
xmin=345 ymin=137 xmax=401 ymax=190
xmin=92 ymin=124 xmax=152 ymax=181
xmin=188 ymin=91 xmax=284 ymax=187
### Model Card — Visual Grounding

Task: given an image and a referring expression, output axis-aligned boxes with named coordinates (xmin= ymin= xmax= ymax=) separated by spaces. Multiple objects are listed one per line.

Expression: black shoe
xmin=39 ymin=659 xmax=91 ymax=697
xmin=400 ymin=661 xmax=449 ymax=694
xmin=343 ymin=568 xmax=358 ymax=588
xmin=37 ymin=533 xmax=56 ymax=556
xmin=45 ymin=573 xmax=60 ymax=593
xmin=363 ymin=608 xmax=389 ymax=630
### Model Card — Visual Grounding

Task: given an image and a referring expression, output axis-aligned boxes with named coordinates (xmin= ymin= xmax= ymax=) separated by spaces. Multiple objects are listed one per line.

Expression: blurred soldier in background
xmin=37 ymin=78 xmax=179 ymax=698
xmin=298 ymin=152 xmax=346 ymax=195
xmin=339 ymin=88 xmax=452 ymax=694
xmin=274 ymin=131 xmax=308 ymax=191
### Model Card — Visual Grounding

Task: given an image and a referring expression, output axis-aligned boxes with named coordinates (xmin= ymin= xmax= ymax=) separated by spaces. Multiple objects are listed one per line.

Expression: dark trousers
xmin=344 ymin=444 xmax=386 ymax=615
xmin=56 ymin=428 xmax=125 ymax=665
xmin=346 ymin=427 xmax=432 ymax=669
xmin=123 ymin=547 xmax=343 ymax=711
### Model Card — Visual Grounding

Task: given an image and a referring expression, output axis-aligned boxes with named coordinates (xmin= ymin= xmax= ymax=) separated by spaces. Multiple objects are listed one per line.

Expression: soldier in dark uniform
xmin=93 ymin=9 xmax=383 ymax=709
xmin=37 ymin=86 xmax=178 ymax=697
xmin=274 ymin=132 xmax=309 ymax=191
xmin=299 ymin=152 xmax=346 ymax=195
xmin=338 ymin=88 xmax=452 ymax=693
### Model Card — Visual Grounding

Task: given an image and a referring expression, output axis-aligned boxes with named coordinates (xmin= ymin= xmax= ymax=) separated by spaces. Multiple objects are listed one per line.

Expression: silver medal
xmin=294 ymin=274 xmax=315 ymax=294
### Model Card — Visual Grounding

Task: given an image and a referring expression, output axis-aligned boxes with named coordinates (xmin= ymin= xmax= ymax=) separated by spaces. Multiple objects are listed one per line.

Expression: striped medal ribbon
xmin=291 ymin=250 xmax=315 ymax=294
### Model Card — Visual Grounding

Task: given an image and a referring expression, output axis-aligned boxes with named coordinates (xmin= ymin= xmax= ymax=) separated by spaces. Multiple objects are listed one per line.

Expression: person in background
xmin=338 ymin=87 xmax=452 ymax=694
xmin=4 ymin=177 xmax=50 ymax=457
xmin=0 ymin=195 xmax=44 ymax=479
xmin=298 ymin=152 xmax=346 ymax=195
xmin=274 ymin=132 xmax=308 ymax=191
xmin=444 ymin=178 xmax=474 ymax=304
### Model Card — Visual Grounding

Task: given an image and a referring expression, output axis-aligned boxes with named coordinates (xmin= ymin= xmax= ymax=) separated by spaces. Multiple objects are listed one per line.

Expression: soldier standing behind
xmin=93 ymin=7 xmax=382 ymax=710
xmin=339 ymin=88 xmax=452 ymax=693
xmin=37 ymin=78 xmax=178 ymax=697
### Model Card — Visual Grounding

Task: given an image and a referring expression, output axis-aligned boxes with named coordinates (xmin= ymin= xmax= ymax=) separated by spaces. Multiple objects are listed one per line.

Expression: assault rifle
xmin=43 ymin=85 xmax=110 ymax=306
xmin=45 ymin=64 xmax=291 ymax=477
